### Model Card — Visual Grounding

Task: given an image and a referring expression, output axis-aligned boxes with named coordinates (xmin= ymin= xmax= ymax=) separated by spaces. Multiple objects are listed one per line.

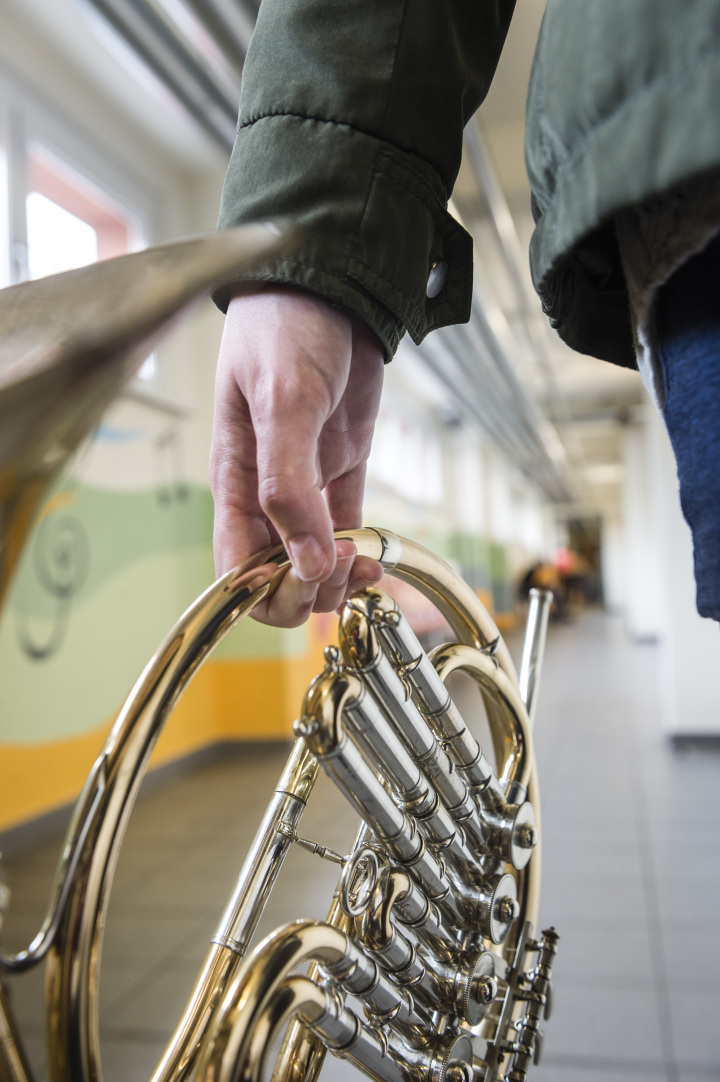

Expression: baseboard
xmin=670 ymin=733 xmax=720 ymax=754
xmin=0 ymin=738 xmax=292 ymax=860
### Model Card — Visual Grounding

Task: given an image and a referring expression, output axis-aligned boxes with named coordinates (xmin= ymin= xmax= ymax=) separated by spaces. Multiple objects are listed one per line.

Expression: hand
xmin=210 ymin=285 xmax=385 ymax=626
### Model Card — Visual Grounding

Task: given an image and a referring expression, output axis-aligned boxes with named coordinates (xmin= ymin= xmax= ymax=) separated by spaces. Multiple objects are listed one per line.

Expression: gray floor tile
xmin=548 ymin=924 xmax=656 ymax=985
xmin=102 ymin=966 xmax=208 ymax=1036
xmin=661 ymin=931 xmax=720 ymax=990
xmin=538 ymin=877 xmax=648 ymax=930
xmin=669 ymin=986 xmax=720 ymax=1068
xmin=98 ymin=1037 xmax=169 ymax=1082
xmin=539 ymin=983 xmax=665 ymax=1065
xmin=99 ymin=963 xmax=150 ymax=1021
xmin=656 ymin=879 xmax=720 ymax=929
xmin=1 ymin=965 xmax=45 ymax=1027
xmin=100 ymin=912 xmax=213 ymax=966
xmin=533 ymin=1062 xmax=663 ymax=1082
xmin=16 ymin=1032 xmax=47 ymax=1081
xmin=2 ymin=610 xmax=720 ymax=1082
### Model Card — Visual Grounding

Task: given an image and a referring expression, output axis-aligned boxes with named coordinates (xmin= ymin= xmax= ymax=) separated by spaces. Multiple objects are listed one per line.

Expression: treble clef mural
xmin=15 ymin=510 xmax=90 ymax=661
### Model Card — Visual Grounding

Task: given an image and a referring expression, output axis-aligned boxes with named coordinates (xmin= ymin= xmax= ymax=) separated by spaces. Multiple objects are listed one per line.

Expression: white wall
xmin=621 ymin=416 xmax=664 ymax=639
xmin=645 ymin=408 xmax=720 ymax=734
xmin=0 ymin=6 xmax=231 ymax=488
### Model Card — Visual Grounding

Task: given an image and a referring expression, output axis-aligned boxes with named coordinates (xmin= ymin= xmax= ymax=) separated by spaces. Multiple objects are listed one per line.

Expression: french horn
xmin=0 ymin=227 xmax=557 ymax=1082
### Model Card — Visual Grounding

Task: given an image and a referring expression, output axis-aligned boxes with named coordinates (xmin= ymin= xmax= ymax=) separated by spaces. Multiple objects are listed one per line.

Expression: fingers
xmin=210 ymin=286 xmax=386 ymax=627
xmin=250 ymin=567 xmax=319 ymax=628
xmin=210 ymin=362 xmax=276 ymax=575
xmin=308 ymin=538 xmax=357 ymax=614
xmin=312 ymin=461 xmax=380 ymax=613
xmin=309 ymin=539 xmax=382 ymax=614
xmin=254 ymin=407 xmax=336 ymax=582
xmin=211 ymin=288 xmax=351 ymax=580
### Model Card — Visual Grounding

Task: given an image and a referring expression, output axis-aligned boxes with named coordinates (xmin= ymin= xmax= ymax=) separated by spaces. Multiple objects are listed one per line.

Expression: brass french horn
xmin=0 ymin=228 xmax=557 ymax=1082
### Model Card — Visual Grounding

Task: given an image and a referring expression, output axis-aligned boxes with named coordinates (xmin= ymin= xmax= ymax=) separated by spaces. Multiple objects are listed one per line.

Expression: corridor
xmin=1 ymin=609 xmax=719 ymax=1082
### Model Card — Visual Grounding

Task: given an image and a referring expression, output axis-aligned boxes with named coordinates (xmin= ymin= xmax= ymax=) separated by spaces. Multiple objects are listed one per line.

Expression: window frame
xmin=0 ymin=66 xmax=159 ymax=287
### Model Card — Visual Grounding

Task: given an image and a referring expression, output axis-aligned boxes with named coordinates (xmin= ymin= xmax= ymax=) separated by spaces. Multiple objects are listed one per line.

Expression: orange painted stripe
xmin=0 ymin=646 xmax=327 ymax=834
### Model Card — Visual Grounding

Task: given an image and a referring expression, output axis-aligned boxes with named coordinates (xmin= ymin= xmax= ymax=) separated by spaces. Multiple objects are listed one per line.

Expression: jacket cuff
xmin=214 ymin=114 xmax=473 ymax=359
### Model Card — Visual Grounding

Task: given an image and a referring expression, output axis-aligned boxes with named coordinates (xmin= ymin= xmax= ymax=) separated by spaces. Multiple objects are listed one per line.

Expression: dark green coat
xmin=217 ymin=0 xmax=720 ymax=370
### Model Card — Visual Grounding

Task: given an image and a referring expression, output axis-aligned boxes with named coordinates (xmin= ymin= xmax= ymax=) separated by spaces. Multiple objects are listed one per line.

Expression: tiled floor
xmin=1 ymin=610 xmax=719 ymax=1081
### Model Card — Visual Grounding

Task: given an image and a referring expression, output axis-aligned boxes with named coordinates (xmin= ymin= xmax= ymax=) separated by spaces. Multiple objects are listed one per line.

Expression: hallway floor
xmin=1 ymin=610 xmax=719 ymax=1082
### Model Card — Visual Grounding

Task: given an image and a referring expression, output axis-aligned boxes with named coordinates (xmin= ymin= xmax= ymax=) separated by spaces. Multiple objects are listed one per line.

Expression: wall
xmin=0 ymin=14 xmax=332 ymax=833
xmin=0 ymin=10 xmax=561 ymax=835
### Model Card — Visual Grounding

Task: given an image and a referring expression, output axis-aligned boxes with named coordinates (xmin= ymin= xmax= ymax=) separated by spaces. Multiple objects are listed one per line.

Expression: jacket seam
xmin=374 ymin=162 xmax=455 ymax=234
xmin=225 ymin=255 xmax=403 ymax=314
xmin=236 ymin=110 xmax=448 ymax=197
xmin=238 ymin=109 xmax=390 ymax=143
xmin=349 ymin=255 xmax=426 ymax=327
xmin=376 ymin=147 xmax=449 ymax=211
xmin=347 ymin=141 xmax=381 ymax=300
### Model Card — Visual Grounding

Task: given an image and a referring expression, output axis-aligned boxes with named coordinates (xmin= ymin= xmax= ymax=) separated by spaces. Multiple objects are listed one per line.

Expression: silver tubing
xmin=371 ymin=602 xmax=501 ymax=799
xmin=343 ymin=692 xmax=480 ymax=882
xmin=312 ymin=733 xmax=465 ymax=926
xmin=341 ymin=599 xmax=492 ymax=851
xmin=324 ymin=938 xmax=423 ymax=1032
xmin=518 ymin=589 xmax=553 ymax=729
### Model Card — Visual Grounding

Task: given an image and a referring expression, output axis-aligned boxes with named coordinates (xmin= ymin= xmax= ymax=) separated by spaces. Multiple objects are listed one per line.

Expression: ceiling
xmin=464 ymin=1 xmax=643 ymax=514
xmin=3 ymin=0 xmax=643 ymax=515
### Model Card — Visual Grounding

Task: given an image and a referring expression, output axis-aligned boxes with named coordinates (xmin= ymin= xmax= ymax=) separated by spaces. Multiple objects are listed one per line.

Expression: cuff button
xmin=426 ymin=260 xmax=448 ymax=299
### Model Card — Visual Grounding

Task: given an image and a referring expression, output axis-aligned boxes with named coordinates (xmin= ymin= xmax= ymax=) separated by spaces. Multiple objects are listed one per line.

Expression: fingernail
xmin=288 ymin=535 xmax=327 ymax=582
xmin=335 ymin=539 xmax=357 ymax=561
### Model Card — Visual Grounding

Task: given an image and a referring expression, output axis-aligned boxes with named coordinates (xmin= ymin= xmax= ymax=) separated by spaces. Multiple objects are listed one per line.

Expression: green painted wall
xmin=0 ymin=478 xmax=308 ymax=746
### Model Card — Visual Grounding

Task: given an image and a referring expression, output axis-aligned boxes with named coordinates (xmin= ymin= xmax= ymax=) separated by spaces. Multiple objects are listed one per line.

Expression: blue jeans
xmin=656 ymin=232 xmax=720 ymax=621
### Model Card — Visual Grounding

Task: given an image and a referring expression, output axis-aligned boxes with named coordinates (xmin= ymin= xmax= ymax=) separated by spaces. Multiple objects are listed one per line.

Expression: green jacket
xmin=217 ymin=0 xmax=720 ymax=370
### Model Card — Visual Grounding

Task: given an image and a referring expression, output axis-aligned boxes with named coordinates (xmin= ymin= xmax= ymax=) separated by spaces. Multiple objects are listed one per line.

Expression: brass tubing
xmin=25 ymin=527 xmax=539 ymax=1082
xmin=270 ymin=879 xmax=356 ymax=1082
xmin=218 ymin=975 xmax=409 ymax=1082
xmin=342 ymin=691 xmax=480 ymax=884
xmin=150 ymin=742 xmax=318 ymax=1082
xmin=196 ymin=922 xmax=412 ymax=1082
xmin=0 ymin=981 xmax=33 ymax=1082
xmin=307 ymin=729 xmax=466 ymax=927
xmin=149 ymin=946 xmax=241 ymax=1082
xmin=200 ymin=923 xmax=472 ymax=1082
xmin=429 ymin=644 xmax=534 ymax=797
xmin=0 ymin=757 xmax=107 ymax=974
xmin=0 ymin=225 xmax=289 ymax=611
xmin=213 ymin=742 xmax=318 ymax=954
xmin=518 ymin=589 xmax=553 ymax=730
xmin=351 ymin=532 xmax=517 ymax=681
xmin=44 ymin=550 xmax=313 ymax=1082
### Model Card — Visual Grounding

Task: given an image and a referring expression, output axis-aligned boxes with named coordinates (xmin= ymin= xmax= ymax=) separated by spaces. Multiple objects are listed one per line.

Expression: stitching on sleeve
xmin=375 ymin=148 xmax=449 ymax=211
xmin=373 ymin=170 xmax=459 ymax=243
xmin=236 ymin=111 xmax=449 ymax=194
xmin=349 ymin=255 xmax=426 ymax=326
xmin=238 ymin=110 xmax=383 ymax=141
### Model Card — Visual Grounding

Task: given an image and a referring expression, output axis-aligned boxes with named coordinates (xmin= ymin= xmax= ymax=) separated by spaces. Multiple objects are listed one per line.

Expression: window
xmin=0 ymin=72 xmax=157 ymax=377
xmin=26 ymin=142 xmax=144 ymax=278
xmin=22 ymin=140 xmax=156 ymax=380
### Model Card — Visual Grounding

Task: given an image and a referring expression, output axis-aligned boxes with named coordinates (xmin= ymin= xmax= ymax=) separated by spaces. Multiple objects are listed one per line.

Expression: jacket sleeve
xmin=215 ymin=0 xmax=516 ymax=358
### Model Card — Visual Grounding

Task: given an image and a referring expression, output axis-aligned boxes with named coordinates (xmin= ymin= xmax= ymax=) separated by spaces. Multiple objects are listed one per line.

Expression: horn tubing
xmin=31 ymin=528 xmax=535 ymax=1082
